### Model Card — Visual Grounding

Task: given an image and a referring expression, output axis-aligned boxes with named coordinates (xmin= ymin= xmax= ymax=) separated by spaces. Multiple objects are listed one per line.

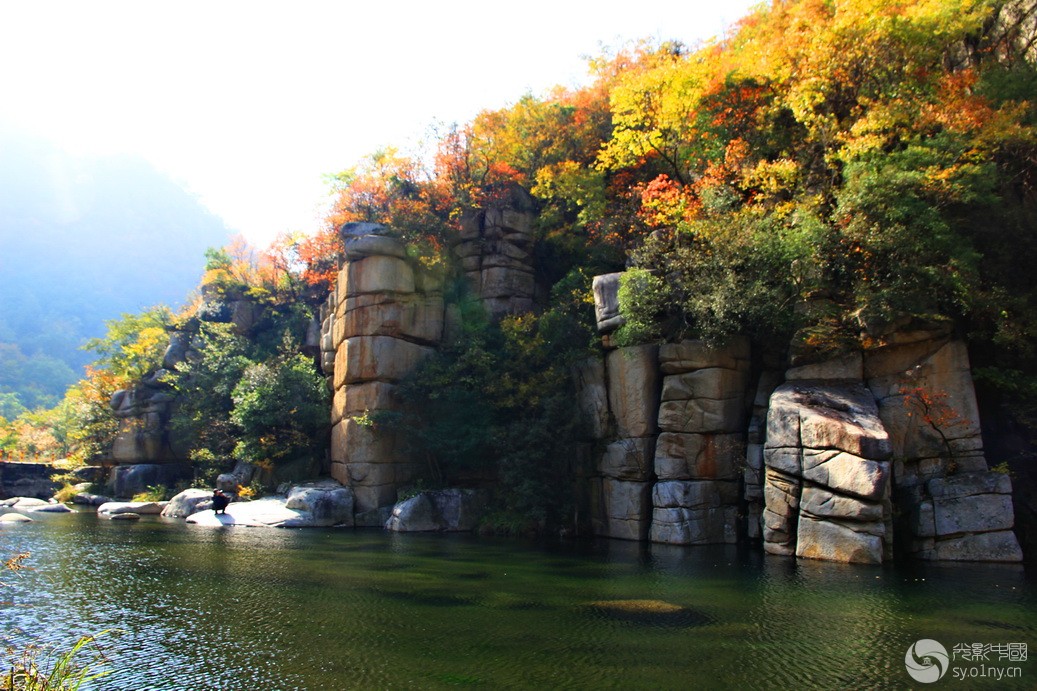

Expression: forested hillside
xmin=0 ymin=125 xmax=231 ymax=413
xmin=311 ymin=0 xmax=1037 ymax=524
xmin=3 ymin=0 xmax=1035 ymax=526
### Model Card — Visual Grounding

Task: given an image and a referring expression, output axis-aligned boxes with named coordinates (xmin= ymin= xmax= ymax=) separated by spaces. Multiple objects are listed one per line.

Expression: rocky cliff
xmin=578 ymin=276 xmax=1023 ymax=563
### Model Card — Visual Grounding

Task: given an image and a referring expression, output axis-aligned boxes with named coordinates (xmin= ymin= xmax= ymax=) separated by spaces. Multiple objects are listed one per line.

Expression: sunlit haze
xmin=1 ymin=0 xmax=759 ymax=248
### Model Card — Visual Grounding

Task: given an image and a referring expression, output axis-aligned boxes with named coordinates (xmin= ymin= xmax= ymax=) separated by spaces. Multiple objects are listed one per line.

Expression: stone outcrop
xmin=0 ymin=462 xmax=60 ymax=500
xmin=863 ymin=332 xmax=1021 ymax=561
xmin=216 ymin=461 xmax=257 ymax=493
xmin=98 ymin=500 xmax=167 ymax=516
xmin=72 ymin=491 xmax=112 ymax=506
xmin=592 ymin=273 xmax=625 ymax=334
xmin=548 ymin=269 xmax=1024 ymax=561
xmin=384 ymin=489 xmax=488 ymax=532
xmin=0 ymin=513 xmax=33 ymax=523
xmin=651 ymin=339 xmax=750 ymax=545
xmin=452 ymin=185 xmax=537 ymax=320
xmin=0 ymin=497 xmax=70 ymax=515
xmin=109 ymin=383 xmax=177 ymax=464
xmin=597 ymin=345 xmax=660 ymax=541
xmin=161 ymin=488 xmax=214 ymax=518
xmin=755 ymin=334 xmax=1023 ymax=563
xmin=284 ymin=480 xmax=355 ymax=527
xmin=109 ymin=463 xmax=190 ymax=499
xmin=744 ymin=370 xmax=783 ymax=539
xmin=328 ymin=223 xmax=443 ymax=512
xmin=762 ymin=382 xmax=893 ymax=564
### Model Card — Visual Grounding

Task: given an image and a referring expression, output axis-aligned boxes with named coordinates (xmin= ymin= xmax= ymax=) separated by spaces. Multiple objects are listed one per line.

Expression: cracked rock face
xmin=328 ymin=228 xmax=443 ymax=512
xmin=763 ymin=382 xmax=893 ymax=564
xmin=452 ymin=185 xmax=537 ymax=320
xmin=649 ymin=339 xmax=750 ymax=546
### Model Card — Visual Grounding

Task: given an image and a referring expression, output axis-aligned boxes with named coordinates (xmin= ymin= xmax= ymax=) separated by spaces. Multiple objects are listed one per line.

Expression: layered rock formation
xmin=0 ymin=462 xmax=59 ymax=500
xmin=109 ymin=381 xmax=178 ymax=464
xmin=762 ymin=382 xmax=893 ymax=564
xmin=588 ymin=275 xmax=751 ymax=544
xmin=589 ymin=271 xmax=1022 ymax=561
xmin=651 ymin=339 xmax=750 ymax=545
xmin=863 ymin=331 xmax=1022 ymax=561
xmin=326 ymin=223 xmax=444 ymax=512
xmin=598 ymin=345 xmax=660 ymax=540
xmin=452 ymin=185 xmax=538 ymax=319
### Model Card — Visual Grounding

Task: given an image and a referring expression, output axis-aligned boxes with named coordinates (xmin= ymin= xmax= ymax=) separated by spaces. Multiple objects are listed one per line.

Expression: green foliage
xmin=83 ymin=307 xmax=171 ymax=381
xmin=626 ymin=210 xmax=819 ymax=345
xmin=229 ymin=352 xmax=329 ymax=471
xmin=50 ymin=475 xmax=80 ymax=504
xmin=188 ymin=449 xmax=224 ymax=489
xmin=0 ymin=394 xmax=27 ymax=422
xmin=169 ymin=323 xmax=253 ymax=459
xmin=835 ymin=136 xmax=987 ymax=335
xmin=2 ymin=632 xmax=113 ymax=691
xmin=130 ymin=485 xmax=169 ymax=503
xmin=613 ymin=269 xmax=668 ymax=346
xmin=395 ymin=274 xmax=597 ymax=529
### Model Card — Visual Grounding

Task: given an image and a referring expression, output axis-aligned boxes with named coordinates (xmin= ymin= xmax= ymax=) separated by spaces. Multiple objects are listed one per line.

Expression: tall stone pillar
xmin=453 ymin=185 xmax=537 ymax=319
xmin=599 ymin=344 xmax=660 ymax=540
xmin=650 ymin=339 xmax=750 ymax=545
xmin=328 ymin=223 xmax=444 ymax=512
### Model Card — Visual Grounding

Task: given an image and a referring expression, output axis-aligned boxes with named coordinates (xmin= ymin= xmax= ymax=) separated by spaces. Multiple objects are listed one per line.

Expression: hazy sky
xmin=1 ymin=0 xmax=759 ymax=247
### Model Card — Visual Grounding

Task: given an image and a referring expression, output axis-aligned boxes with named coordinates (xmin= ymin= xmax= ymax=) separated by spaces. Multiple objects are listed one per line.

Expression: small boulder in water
xmin=0 ymin=513 xmax=33 ymax=523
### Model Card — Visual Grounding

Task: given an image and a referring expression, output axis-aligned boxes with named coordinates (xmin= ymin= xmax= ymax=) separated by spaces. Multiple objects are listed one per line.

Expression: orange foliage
xmin=295 ymin=227 xmax=341 ymax=291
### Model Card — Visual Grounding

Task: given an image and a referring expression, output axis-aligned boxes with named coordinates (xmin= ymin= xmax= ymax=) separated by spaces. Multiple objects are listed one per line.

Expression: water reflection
xmin=1 ymin=513 xmax=1034 ymax=689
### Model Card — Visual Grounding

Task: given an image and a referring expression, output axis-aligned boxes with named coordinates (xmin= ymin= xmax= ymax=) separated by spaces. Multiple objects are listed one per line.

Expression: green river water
xmin=1 ymin=510 xmax=1035 ymax=689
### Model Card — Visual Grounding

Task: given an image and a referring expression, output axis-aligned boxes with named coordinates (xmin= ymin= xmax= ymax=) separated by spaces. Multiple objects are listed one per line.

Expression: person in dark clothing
xmin=212 ymin=488 xmax=230 ymax=515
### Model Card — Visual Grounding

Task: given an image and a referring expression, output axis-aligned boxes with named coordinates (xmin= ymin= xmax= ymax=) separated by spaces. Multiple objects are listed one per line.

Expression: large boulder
xmin=73 ymin=492 xmax=112 ymax=506
xmin=216 ymin=461 xmax=256 ymax=493
xmin=27 ymin=503 xmax=72 ymax=513
xmin=592 ymin=273 xmax=625 ymax=333
xmin=284 ymin=480 xmax=355 ymax=527
xmin=0 ymin=513 xmax=33 ymax=523
xmin=161 ymin=489 xmax=214 ymax=518
xmin=4 ymin=497 xmax=49 ymax=509
xmin=98 ymin=501 xmax=167 ymax=516
xmin=763 ymin=382 xmax=892 ymax=564
xmin=385 ymin=489 xmax=488 ymax=532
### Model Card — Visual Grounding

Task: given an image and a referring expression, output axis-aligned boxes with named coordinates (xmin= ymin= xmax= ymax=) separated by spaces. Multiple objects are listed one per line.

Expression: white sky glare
xmin=1 ymin=0 xmax=759 ymax=248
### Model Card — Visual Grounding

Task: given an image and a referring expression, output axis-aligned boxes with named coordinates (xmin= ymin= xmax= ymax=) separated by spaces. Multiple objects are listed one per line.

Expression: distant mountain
xmin=0 ymin=124 xmax=231 ymax=409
